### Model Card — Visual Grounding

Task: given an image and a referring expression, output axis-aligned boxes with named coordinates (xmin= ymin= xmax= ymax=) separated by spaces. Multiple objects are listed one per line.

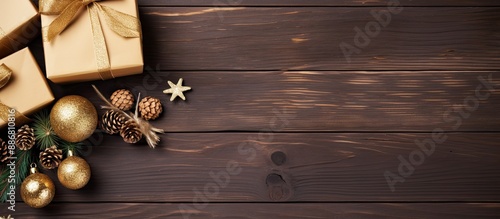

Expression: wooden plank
xmin=138 ymin=0 xmax=500 ymax=7
xmin=60 ymin=71 xmax=500 ymax=132
xmin=13 ymin=133 xmax=500 ymax=202
xmin=11 ymin=203 xmax=500 ymax=218
xmin=139 ymin=7 xmax=500 ymax=71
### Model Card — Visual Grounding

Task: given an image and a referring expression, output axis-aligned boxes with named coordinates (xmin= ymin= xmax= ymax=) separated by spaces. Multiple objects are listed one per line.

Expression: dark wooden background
xmin=5 ymin=0 xmax=500 ymax=218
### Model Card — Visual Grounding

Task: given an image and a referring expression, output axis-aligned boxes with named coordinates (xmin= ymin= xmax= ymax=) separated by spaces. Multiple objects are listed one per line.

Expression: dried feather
xmin=92 ymin=85 xmax=164 ymax=148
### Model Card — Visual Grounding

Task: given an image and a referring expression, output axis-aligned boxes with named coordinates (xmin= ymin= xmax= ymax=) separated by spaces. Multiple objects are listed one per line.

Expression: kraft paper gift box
xmin=0 ymin=48 xmax=54 ymax=127
xmin=0 ymin=0 xmax=39 ymax=58
xmin=40 ymin=0 xmax=144 ymax=84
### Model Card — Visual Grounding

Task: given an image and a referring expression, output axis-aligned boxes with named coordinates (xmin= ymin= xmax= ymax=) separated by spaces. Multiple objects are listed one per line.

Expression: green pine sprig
xmin=1 ymin=108 xmax=90 ymax=202
xmin=59 ymin=141 xmax=85 ymax=157
xmin=32 ymin=109 xmax=60 ymax=150
xmin=0 ymin=166 xmax=8 ymax=202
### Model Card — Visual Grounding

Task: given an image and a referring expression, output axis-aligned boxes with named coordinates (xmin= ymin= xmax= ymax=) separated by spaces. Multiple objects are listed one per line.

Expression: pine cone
xmin=101 ymin=110 xmax=127 ymax=134
xmin=110 ymin=89 xmax=134 ymax=111
xmin=15 ymin=125 xmax=35 ymax=150
xmin=139 ymin=96 xmax=163 ymax=121
xmin=39 ymin=145 xmax=63 ymax=170
xmin=120 ymin=120 xmax=143 ymax=144
xmin=0 ymin=138 xmax=11 ymax=163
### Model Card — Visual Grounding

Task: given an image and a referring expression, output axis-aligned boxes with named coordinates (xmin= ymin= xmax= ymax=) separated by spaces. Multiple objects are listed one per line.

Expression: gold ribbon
xmin=39 ymin=0 xmax=141 ymax=80
xmin=0 ymin=64 xmax=31 ymax=125
xmin=0 ymin=64 xmax=12 ymax=89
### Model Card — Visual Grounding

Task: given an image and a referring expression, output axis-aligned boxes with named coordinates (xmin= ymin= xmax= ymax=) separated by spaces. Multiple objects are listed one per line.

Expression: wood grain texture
xmin=139 ymin=7 xmax=500 ymax=71
xmin=11 ymin=133 xmax=500 ymax=202
xmin=8 ymin=1 xmax=500 ymax=217
xmin=57 ymin=71 xmax=500 ymax=132
xmin=11 ymin=203 xmax=500 ymax=219
xmin=138 ymin=0 xmax=500 ymax=7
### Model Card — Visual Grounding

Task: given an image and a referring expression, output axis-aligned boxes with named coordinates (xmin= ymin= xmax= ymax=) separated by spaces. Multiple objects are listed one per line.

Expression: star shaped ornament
xmin=163 ymin=78 xmax=192 ymax=101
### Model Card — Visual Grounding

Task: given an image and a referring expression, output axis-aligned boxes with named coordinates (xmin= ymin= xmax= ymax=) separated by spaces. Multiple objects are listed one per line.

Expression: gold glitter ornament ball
xmin=50 ymin=95 xmax=98 ymax=142
xmin=21 ymin=166 xmax=55 ymax=208
xmin=58 ymin=153 xmax=91 ymax=190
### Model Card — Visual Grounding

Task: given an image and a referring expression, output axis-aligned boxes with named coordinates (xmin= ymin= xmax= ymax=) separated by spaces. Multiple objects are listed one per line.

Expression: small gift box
xmin=0 ymin=48 xmax=54 ymax=127
xmin=0 ymin=0 xmax=39 ymax=58
xmin=40 ymin=0 xmax=144 ymax=84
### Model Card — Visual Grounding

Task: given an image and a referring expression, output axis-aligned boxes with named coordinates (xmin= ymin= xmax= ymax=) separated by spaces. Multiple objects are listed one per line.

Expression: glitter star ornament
xmin=163 ymin=78 xmax=191 ymax=101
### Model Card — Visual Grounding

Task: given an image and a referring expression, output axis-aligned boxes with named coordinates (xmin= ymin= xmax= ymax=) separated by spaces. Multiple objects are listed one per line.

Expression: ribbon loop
xmin=41 ymin=0 xmax=95 ymax=42
xmin=39 ymin=0 xmax=77 ymax=14
xmin=0 ymin=64 xmax=31 ymax=126
xmin=39 ymin=0 xmax=141 ymax=42
xmin=0 ymin=101 xmax=31 ymax=126
xmin=0 ymin=64 xmax=13 ymax=89
xmin=97 ymin=4 xmax=141 ymax=38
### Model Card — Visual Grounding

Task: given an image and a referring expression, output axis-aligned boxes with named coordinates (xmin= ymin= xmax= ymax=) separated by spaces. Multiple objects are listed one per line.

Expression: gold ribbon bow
xmin=0 ymin=64 xmax=31 ymax=125
xmin=39 ymin=0 xmax=141 ymax=80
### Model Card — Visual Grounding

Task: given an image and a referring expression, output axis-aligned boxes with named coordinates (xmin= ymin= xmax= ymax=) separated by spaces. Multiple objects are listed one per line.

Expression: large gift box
xmin=40 ymin=0 xmax=144 ymax=83
xmin=0 ymin=48 xmax=54 ymax=127
xmin=0 ymin=0 xmax=39 ymax=58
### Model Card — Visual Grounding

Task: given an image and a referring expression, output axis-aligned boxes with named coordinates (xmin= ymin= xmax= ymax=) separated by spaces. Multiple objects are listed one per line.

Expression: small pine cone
xmin=120 ymin=120 xmax=143 ymax=144
xmin=0 ymin=138 xmax=11 ymax=163
xmin=15 ymin=125 xmax=35 ymax=150
xmin=110 ymin=89 xmax=134 ymax=111
xmin=139 ymin=96 xmax=163 ymax=121
xmin=39 ymin=145 xmax=63 ymax=170
xmin=101 ymin=110 xmax=127 ymax=134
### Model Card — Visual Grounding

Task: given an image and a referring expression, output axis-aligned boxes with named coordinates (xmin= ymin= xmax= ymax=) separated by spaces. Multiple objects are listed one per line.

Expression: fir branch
xmin=15 ymin=150 xmax=32 ymax=186
xmin=0 ymin=166 xmax=8 ymax=202
xmin=0 ymin=149 xmax=33 ymax=202
xmin=32 ymin=109 xmax=60 ymax=150
xmin=59 ymin=141 xmax=84 ymax=157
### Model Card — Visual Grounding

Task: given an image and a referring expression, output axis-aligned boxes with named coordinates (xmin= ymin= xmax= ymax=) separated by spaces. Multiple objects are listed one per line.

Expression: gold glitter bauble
xmin=57 ymin=153 xmax=91 ymax=190
xmin=20 ymin=166 xmax=55 ymax=208
xmin=50 ymin=95 xmax=98 ymax=142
